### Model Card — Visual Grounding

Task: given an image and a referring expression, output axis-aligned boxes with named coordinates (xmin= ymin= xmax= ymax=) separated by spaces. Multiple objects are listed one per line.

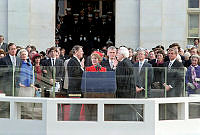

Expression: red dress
xmin=86 ymin=65 xmax=107 ymax=72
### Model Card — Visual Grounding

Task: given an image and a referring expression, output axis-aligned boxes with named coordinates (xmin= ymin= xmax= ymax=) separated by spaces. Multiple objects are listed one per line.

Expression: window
xmin=187 ymin=0 xmax=200 ymax=45
xmin=188 ymin=14 xmax=199 ymax=37
xmin=188 ymin=0 xmax=199 ymax=8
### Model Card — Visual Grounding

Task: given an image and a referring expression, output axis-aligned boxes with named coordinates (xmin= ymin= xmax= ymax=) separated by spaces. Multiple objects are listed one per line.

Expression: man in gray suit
xmin=0 ymin=35 xmax=8 ymax=52
xmin=133 ymin=50 xmax=152 ymax=98
xmin=133 ymin=50 xmax=152 ymax=121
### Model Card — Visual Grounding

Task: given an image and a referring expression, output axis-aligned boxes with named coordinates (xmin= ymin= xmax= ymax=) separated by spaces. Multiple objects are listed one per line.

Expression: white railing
xmin=0 ymin=96 xmax=200 ymax=135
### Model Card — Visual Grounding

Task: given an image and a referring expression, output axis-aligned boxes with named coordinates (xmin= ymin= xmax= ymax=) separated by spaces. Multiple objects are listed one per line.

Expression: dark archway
xmin=56 ymin=0 xmax=115 ymax=56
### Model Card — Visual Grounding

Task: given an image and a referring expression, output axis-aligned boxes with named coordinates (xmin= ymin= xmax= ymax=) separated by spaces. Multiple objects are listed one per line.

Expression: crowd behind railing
xmin=0 ymin=35 xmax=200 ymax=99
xmin=1 ymin=35 xmax=200 ymax=120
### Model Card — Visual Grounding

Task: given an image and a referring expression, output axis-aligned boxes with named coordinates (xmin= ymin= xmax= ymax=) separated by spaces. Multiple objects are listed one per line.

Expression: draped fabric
xmin=19 ymin=60 xmax=34 ymax=87
xmin=191 ymin=66 xmax=200 ymax=88
xmin=35 ymin=66 xmax=42 ymax=82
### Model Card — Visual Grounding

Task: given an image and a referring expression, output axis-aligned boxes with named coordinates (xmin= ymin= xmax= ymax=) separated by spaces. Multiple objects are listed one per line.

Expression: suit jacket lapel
xmin=73 ymin=57 xmax=81 ymax=67
xmin=55 ymin=59 xmax=58 ymax=66
xmin=48 ymin=59 xmax=52 ymax=66
xmin=171 ymin=60 xmax=177 ymax=68
xmin=6 ymin=55 xmax=12 ymax=65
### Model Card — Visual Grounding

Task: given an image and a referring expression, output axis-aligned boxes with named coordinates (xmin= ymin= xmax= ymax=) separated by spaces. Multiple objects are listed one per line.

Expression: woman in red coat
xmin=84 ymin=51 xmax=106 ymax=120
xmin=86 ymin=51 xmax=107 ymax=72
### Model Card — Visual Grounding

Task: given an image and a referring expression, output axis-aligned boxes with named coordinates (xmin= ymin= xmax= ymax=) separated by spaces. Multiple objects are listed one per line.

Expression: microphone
xmin=95 ymin=63 xmax=101 ymax=71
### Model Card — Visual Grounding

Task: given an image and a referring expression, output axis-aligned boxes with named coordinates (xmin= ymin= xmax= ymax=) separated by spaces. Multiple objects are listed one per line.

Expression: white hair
xmin=107 ymin=46 xmax=116 ymax=52
xmin=17 ymin=48 xmax=28 ymax=57
xmin=184 ymin=52 xmax=191 ymax=58
xmin=119 ymin=47 xmax=129 ymax=58
xmin=191 ymin=54 xmax=200 ymax=60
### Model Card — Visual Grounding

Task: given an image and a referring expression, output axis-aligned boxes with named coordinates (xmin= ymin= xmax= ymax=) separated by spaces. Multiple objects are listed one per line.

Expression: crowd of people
xmin=1 ymin=34 xmax=200 ymax=120
xmin=0 ymin=35 xmax=200 ymax=99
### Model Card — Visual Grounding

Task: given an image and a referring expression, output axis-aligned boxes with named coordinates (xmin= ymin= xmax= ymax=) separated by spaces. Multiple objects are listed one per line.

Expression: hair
xmin=191 ymin=54 xmax=200 ymax=61
xmin=107 ymin=46 xmax=116 ymax=51
xmin=168 ymin=48 xmax=178 ymax=55
xmin=190 ymin=47 xmax=198 ymax=51
xmin=137 ymin=50 xmax=146 ymax=55
xmin=32 ymin=54 xmax=41 ymax=64
xmin=0 ymin=49 xmax=6 ymax=56
xmin=68 ymin=50 xmax=73 ymax=58
xmin=31 ymin=45 xmax=37 ymax=51
xmin=49 ymin=46 xmax=57 ymax=53
xmin=26 ymin=45 xmax=31 ymax=49
xmin=17 ymin=48 xmax=28 ymax=57
xmin=39 ymin=51 xmax=46 ymax=57
xmin=155 ymin=45 xmax=164 ymax=50
xmin=0 ymin=35 xmax=4 ymax=39
xmin=8 ymin=43 xmax=16 ymax=50
xmin=16 ymin=46 xmax=22 ymax=50
xmin=133 ymin=53 xmax=138 ymax=62
xmin=91 ymin=53 xmax=103 ymax=62
xmin=184 ymin=51 xmax=191 ymax=58
xmin=156 ymin=50 xmax=165 ymax=58
xmin=71 ymin=45 xmax=83 ymax=54
xmin=135 ymin=47 xmax=145 ymax=52
xmin=149 ymin=50 xmax=154 ymax=54
xmin=128 ymin=48 xmax=133 ymax=52
xmin=194 ymin=38 xmax=199 ymax=42
xmin=119 ymin=47 xmax=129 ymax=58
xmin=169 ymin=43 xmax=180 ymax=51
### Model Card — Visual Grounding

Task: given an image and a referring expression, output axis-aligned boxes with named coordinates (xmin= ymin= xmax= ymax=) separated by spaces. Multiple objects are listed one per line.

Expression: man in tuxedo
xmin=101 ymin=46 xmax=118 ymax=71
xmin=161 ymin=48 xmax=184 ymax=120
xmin=43 ymin=46 xmax=64 ymax=97
xmin=67 ymin=45 xmax=84 ymax=121
xmin=0 ymin=35 xmax=8 ymax=52
xmin=133 ymin=50 xmax=152 ymax=98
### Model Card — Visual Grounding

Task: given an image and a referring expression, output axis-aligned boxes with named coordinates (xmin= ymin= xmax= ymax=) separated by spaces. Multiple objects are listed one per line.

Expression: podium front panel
xmin=81 ymin=71 xmax=116 ymax=93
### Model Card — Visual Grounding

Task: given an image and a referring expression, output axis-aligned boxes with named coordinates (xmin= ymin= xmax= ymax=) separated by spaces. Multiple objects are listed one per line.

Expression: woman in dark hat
xmin=32 ymin=53 xmax=48 ymax=97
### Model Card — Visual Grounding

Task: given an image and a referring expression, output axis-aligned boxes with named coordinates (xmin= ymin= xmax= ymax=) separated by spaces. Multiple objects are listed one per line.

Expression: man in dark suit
xmin=161 ymin=48 xmax=184 ymax=120
xmin=42 ymin=47 xmax=64 ymax=97
xmin=163 ymin=48 xmax=184 ymax=97
xmin=114 ymin=47 xmax=135 ymax=121
xmin=0 ymin=43 xmax=21 ymax=96
xmin=132 ymin=49 xmax=153 ymax=121
xmin=133 ymin=50 xmax=152 ymax=98
xmin=0 ymin=35 xmax=8 ymax=52
xmin=164 ymin=43 xmax=185 ymax=65
xmin=116 ymin=47 xmax=135 ymax=98
xmin=67 ymin=45 xmax=84 ymax=121
xmin=101 ymin=46 xmax=118 ymax=71
xmin=0 ymin=43 xmax=21 ymax=118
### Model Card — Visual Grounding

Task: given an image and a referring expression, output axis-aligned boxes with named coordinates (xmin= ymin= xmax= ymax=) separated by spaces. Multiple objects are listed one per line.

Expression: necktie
xmin=110 ymin=60 xmax=113 ymax=69
xmin=139 ymin=62 xmax=142 ymax=73
xmin=52 ymin=59 xmax=55 ymax=66
xmin=168 ymin=62 xmax=172 ymax=70
xmin=191 ymin=66 xmax=199 ymax=88
xmin=12 ymin=56 xmax=16 ymax=66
